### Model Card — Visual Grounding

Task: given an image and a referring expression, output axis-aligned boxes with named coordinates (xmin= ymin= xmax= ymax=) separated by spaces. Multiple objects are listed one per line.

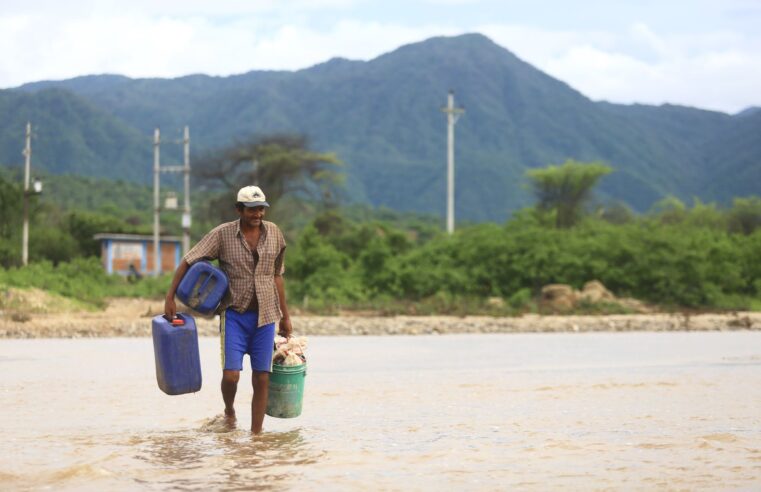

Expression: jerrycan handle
xmin=198 ymin=274 xmax=213 ymax=294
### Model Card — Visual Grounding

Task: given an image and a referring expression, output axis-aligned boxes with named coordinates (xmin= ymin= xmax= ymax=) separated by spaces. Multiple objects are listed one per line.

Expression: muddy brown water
xmin=1 ymin=332 xmax=760 ymax=490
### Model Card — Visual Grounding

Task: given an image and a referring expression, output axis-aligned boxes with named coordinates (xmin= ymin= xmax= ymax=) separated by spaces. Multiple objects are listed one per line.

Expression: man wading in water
xmin=164 ymin=186 xmax=292 ymax=434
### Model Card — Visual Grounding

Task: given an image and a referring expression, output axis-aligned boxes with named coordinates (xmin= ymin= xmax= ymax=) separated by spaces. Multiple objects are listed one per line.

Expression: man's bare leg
xmin=222 ymin=370 xmax=240 ymax=420
xmin=251 ymin=371 xmax=270 ymax=434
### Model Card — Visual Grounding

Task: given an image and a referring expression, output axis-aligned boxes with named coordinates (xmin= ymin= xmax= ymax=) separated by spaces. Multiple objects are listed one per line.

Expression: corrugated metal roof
xmin=93 ymin=233 xmax=182 ymax=242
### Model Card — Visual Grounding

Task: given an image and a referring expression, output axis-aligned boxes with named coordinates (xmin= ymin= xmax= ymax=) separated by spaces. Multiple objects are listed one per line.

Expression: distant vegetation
xmin=526 ymin=159 xmax=612 ymax=228
xmin=1 ymin=161 xmax=759 ymax=313
xmin=283 ymin=198 xmax=761 ymax=313
xmin=0 ymin=257 xmax=168 ymax=308
xmin=193 ymin=134 xmax=344 ymax=226
xmin=0 ymin=168 xmax=221 ymax=266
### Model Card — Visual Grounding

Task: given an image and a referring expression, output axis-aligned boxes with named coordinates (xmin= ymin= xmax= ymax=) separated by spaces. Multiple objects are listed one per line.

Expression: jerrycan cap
xmin=171 ymin=317 xmax=185 ymax=326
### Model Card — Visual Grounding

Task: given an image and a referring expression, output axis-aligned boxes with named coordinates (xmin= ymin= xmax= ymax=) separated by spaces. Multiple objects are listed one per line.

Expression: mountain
xmin=0 ymin=88 xmax=152 ymax=181
xmin=700 ymin=110 xmax=761 ymax=200
xmin=734 ymin=106 xmax=761 ymax=118
xmin=3 ymin=33 xmax=759 ymax=221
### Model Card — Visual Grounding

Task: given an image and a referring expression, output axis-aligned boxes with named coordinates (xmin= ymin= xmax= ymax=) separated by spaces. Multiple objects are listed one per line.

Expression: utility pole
xmin=153 ymin=126 xmax=192 ymax=276
xmin=182 ymin=126 xmax=191 ymax=255
xmin=441 ymin=90 xmax=464 ymax=234
xmin=21 ymin=122 xmax=31 ymax=266
xmin=153 ymin=128 xmax=161 ymax=276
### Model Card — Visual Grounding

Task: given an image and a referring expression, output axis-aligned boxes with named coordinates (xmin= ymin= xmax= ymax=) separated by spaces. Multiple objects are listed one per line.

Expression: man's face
xmin=238 ymin=205 xmax=266 ymax=228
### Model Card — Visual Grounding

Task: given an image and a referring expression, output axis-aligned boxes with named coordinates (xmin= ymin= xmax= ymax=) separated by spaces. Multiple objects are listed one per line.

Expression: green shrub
xmin=0 ymin=257 xmax=171 ymax=307
xmin=3 ymin=196 xmax=759 ymax=313
xmin=508 ymin=288 xmax=533 ymax=309
xmin=286 ymin=225 xmax=365 ymax=304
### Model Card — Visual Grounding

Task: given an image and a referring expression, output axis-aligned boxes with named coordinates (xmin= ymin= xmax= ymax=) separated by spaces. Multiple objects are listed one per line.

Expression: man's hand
xmin=164 ymin=296 xmax=177 ymax=321
xmin=278 ymin=317 xmax=293 ymax=338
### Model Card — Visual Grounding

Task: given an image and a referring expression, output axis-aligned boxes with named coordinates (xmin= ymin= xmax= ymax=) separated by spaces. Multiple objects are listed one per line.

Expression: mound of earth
xmin=541 ymin=280 xmax=650 ymax=313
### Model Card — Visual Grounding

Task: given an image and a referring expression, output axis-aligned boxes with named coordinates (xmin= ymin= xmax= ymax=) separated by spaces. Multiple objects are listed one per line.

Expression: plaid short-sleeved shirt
xmin=183 ymin=219 xmax=286 ymax=328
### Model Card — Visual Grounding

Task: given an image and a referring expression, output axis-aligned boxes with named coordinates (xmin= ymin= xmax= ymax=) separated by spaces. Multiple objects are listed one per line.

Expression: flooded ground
xmin=1 ymin=332 xmax=760 ymax=490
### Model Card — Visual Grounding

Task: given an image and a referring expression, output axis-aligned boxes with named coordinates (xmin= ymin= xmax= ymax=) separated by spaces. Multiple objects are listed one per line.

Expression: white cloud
xmin=478 ymin=24 xmax=615 ymax=63
xmin=0 ymin=0 xmax=358 ymax=18
xmin=0 ymin=13 xmax=456 ymax=85
xmin=421 ymin=0 xmax=483 ymax=4
xmin=481 ymin=22 xmax=761 ymax=113
xmin=244 ymin=20 xmax=461 ymax=69
xmin=0 ymin=3 xmax=760 ymax=113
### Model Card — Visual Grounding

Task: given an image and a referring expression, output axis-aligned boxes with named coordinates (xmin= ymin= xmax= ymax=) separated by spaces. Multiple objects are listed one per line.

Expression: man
xmin=164 ymin=185 xmax=292 ymax=434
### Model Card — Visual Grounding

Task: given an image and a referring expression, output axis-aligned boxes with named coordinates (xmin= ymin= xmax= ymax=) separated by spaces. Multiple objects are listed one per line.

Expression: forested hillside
xmin=0 ymin=89 xmax=151 ymax=181
xmin=2 ymin=33 xmax=758 ymax=221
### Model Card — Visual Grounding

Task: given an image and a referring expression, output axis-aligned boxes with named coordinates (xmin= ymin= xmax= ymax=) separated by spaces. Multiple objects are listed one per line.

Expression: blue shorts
xmin=220 ymin=309 xmax=276 ymax=372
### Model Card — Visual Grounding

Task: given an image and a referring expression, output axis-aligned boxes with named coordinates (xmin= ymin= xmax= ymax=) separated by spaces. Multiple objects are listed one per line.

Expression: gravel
xmin=0 ymin=297 xmax=758 ymax=338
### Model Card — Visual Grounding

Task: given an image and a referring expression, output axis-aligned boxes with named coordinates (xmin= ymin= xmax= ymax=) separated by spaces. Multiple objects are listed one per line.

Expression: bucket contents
xmin=272 ymin=335 xmax=308 ymax=366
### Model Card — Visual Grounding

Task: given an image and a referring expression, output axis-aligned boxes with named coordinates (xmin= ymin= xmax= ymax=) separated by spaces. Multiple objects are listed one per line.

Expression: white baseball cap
xmin=236 ymin=186 xmax=269 ymax=207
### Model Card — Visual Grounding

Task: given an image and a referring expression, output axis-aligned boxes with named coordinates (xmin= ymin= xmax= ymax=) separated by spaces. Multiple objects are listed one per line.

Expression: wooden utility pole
xmin=182 ymin=126 xmax=191 ymax=255
xmin=153 ymin=128 xmax=161 ymax=276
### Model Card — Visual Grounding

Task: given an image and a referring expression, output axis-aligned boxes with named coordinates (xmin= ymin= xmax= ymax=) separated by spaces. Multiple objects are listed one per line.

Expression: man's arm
xmin=164 ymin=259 xmax=190 ymax=320
xmin=274 ymin=274 xmax=292 ymax=338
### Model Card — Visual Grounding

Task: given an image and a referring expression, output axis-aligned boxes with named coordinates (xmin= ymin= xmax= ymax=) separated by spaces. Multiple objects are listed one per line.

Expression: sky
xmin=1 ymin=0 xmax=759 ymax=114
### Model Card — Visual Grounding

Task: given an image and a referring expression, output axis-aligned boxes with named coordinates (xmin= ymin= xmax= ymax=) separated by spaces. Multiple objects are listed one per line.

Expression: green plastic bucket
xmin=266 ymin=362 xmax=306 ymax=418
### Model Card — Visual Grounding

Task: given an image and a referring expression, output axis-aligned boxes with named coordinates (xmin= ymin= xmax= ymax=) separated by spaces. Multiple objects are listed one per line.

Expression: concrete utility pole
xmin=153 ymin=126 xmax=192 ymax=276
xmin=21 ymin=122 xmax=31 ymax=266
xmin=441 ymin=90 xmax=464 ymax=234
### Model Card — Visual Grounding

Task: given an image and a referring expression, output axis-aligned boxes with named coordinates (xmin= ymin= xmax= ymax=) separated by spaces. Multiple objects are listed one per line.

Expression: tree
xmin=727 ymin=196 xmax=761 ymax=235
xmin=649 ymin=195 xmax=687 ymax=225
xmin=65 ymin=210 xmax=142 ymax=257
xmin=0 ymin=174 xmax=43 ymax=267
xmin=0 ymin=174 xmax=23 ymax=239
xmin=526 ymin=159 xmax=612 ymax=228
xmin=194 ymin=134 xmax=344 ymax=224
xmin=596 ymin=201 xmax=635 ymax=225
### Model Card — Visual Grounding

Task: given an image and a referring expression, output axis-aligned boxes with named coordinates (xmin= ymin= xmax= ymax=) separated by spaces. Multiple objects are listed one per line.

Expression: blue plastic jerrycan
xmin=176 ymin=261 xmax=229 ymax=315
xmin=151 ymin=313 xmax=202 ymax=395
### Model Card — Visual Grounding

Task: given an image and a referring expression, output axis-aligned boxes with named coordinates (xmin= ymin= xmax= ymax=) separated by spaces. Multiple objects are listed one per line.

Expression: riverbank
xmin=0 ymin=297 xmax=758 ymax=338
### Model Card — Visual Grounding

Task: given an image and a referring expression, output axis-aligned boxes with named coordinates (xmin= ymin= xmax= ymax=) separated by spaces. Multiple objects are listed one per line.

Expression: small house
xmin=94 ymin=233 xmax=182 ymax=276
